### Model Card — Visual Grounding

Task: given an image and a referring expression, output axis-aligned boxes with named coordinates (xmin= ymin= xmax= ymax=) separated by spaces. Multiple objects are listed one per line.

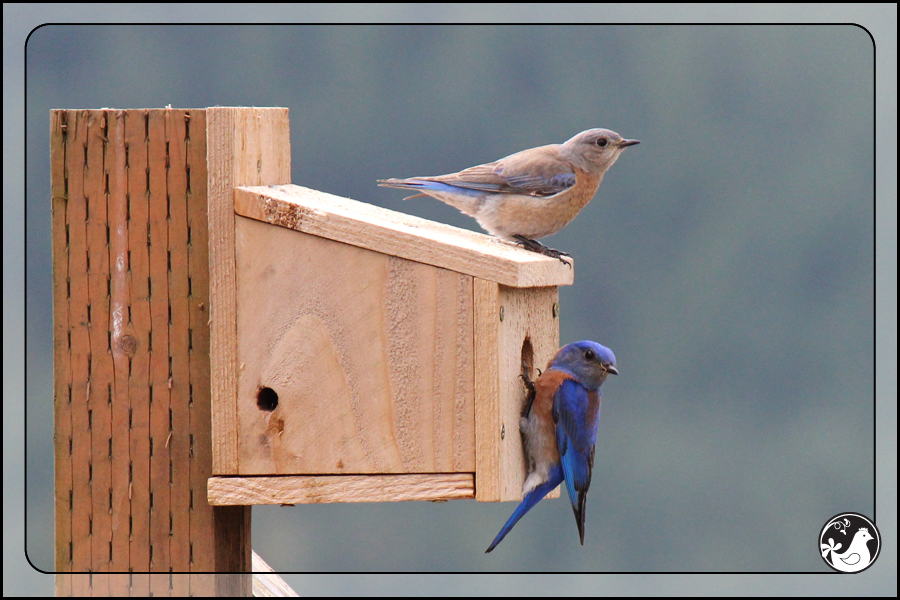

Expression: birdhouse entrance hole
xmin=521 ymin=336 xmax=535 ymax=383
xmin=256 ymin=387 xmax=278 ymax=412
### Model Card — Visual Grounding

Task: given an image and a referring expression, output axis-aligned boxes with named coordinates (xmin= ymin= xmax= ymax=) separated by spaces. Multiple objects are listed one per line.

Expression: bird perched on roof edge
xmin=378 ymin=129 xmax=639 ymax=263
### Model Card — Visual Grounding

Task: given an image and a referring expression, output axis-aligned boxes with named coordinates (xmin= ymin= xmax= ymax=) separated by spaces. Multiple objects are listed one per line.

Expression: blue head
xmin=550 ymin=341 xmax=618 ymax=390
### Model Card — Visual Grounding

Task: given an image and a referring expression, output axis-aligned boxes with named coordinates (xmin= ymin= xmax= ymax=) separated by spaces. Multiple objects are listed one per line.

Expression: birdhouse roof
xmin=235 ymin=184 xmax=574 ymax=287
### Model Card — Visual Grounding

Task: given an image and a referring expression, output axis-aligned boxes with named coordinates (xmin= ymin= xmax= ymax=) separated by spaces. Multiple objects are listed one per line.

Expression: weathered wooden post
xmin=51 ymin=107 xmax=572 ymax=593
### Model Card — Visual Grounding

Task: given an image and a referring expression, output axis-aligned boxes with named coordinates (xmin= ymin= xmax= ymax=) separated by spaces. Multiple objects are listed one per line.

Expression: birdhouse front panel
xmin=234 ymin=215 xmax=475 ymax=475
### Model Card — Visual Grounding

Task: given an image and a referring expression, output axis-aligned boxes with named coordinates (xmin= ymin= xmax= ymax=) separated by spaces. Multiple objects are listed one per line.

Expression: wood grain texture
xmin=185 ymin=109 xmax=219 ymax=574
xmin=207 ymin=107 xmax=291 ymax=476
xmin=84 ymin=109 xmax=114 ymax=575
xmin=54 ymin=573 xmax=245 ymax=597
xmin=166 ymin=109 xmax=192 ymax=574
xmin=473 ymin=278 xmax=501 ymax=502
xmin=234 ymin=184 xmax=575 ymax=288
xmin=497 ymin=285 xmax=562 ymax=501
xmin=124 ymin=110 xmax=152 ymax=577
xmin=233 ymin=216 xmax=475 ymax=475
xmin=252 ymin=551 xmax=299 ymax=597
xmin=106 ymin=110 xmax=132 ymax=574
xmin=63 ymin=111 xmax=94 ymax=572
xmin=206 ymin=107 xmax=289 ymax=575
xmin=52 ymin=107 xmax=250 ymax=576
xmin=208 ymin=474 xmax=475 ymax=505
xmin=50 ymin=109 xmax=72 ymax=573
xmin=147 ymin=109 xmax=172 ymax=572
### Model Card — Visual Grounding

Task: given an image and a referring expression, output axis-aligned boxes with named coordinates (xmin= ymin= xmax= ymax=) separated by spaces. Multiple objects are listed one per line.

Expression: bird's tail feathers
xmin=574 ymin=491 xmax=587 ymax=545
xmin=559 ymin=439 xmax=590 ymax=545
xmin=378 ymin=178 xmax=483 ymax=214
xmin=376 ymin=179 xmax=431 ymax=201
xmin=485 ymin=476 xmax=561 ymax=553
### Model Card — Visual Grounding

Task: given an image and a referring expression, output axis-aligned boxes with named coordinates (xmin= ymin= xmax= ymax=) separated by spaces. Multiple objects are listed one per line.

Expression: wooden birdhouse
xmin=205 ymin=115 xmax=573 ymax=507
xmin=209 ymin=182 xmax=575 ymax=505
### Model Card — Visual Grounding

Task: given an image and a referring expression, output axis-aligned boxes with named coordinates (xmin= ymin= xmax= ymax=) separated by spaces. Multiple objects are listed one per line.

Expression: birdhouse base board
xmin=207 ymin=473 xmax=475 ymax=505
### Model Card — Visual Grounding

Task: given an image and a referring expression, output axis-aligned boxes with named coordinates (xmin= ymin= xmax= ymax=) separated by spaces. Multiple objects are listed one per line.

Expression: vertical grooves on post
xmin=67 ymin=110 xmax=92 ymax=575
xmin=107 ymin=110 xmax=132 ymax=591
xmin=85 ymin=109 xmax=114 ymax=584
xmin=147 ymin=109 xmax=171 ymax=584
xmin=165 ymin=109 xmax=191 ymax=587
xmin=51 ymin=107 xmax=286 ymax=592
xmin=185 ymin=110 xmax=215 ymax=581
xmin=51 ymin=109 xmax=73 ymax=579
xmin=125 ymin=109 xmax=151 ymax=594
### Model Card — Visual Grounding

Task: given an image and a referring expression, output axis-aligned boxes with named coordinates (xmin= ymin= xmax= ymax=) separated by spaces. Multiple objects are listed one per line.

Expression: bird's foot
xmin=518 ymin=363 xmax=541 ymax=418
xmin=512 ymin=236 xmax=573 ymax=267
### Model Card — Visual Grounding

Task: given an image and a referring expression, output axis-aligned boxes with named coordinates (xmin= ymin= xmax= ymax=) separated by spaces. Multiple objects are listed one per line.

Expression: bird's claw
xmin=519 ymin=361 xmax=542 ymax=387
xmin=519 ymin=364 xmax=540 ymax=418
xmin=518 ymin=372 xmax=536 ymax=392
xmin=512 ymin=236 xmax=573 ymax=267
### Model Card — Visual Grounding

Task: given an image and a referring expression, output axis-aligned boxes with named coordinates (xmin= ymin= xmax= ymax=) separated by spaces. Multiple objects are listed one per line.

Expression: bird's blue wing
xmin=552 ymin=377 xmax=601 ymax=544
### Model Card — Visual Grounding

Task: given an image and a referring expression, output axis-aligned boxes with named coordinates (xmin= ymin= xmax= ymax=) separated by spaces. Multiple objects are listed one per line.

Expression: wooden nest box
xmin=208 ymin=124 xmax=574 ymax=508
xmin=210 ymin=182 xmax=574 ymax=505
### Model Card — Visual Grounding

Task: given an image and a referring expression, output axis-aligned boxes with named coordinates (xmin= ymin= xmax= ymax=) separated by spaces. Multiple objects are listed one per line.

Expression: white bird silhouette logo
xmin=821 ymin=527 xmax=874 ymax=573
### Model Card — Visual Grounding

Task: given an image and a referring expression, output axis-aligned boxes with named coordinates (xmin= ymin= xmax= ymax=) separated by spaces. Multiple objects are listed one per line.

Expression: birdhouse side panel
xmin=233 ymin=216 xmax=475 ymax=475
xmin=497 ymin=284 xmax=561 ymax=501
xmin=473 ymin=281 xmax=562 ymax=502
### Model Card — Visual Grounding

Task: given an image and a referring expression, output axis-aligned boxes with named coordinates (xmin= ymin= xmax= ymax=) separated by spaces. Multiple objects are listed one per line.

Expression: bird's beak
xmin=619 ymin=139 xmax=640 ymax=148
xmin=605 ymin=364 xmax=619 ymax=375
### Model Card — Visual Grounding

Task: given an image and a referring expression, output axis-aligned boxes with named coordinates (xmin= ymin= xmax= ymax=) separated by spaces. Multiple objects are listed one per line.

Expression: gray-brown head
xmin=560 ymin=128 xmax=640 ymax=175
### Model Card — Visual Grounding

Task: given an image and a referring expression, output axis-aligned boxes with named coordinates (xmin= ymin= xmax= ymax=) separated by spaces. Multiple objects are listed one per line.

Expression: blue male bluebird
xmin=378 ymin=129 xmax=638 ymax=262
xmin=485 ymin=340 xmax=618 ymax=553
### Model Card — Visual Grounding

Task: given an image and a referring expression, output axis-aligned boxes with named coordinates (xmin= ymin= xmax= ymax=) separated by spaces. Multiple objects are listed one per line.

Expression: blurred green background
xmin=10 ymin=5 xmax=894 ymax=595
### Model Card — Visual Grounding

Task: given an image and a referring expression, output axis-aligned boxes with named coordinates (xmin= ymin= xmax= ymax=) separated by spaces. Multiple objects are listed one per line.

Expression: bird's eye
xmin=584 ymin=349 xmax=596 ymax=360
xmin=595 ymin=138 xmax=608 ymax=148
